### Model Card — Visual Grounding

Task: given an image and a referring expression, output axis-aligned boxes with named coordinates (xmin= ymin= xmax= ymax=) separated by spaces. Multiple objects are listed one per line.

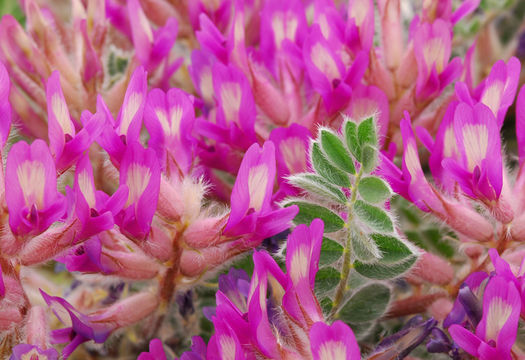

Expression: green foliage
xmin=311 ymin=142 xmax=351 ymax=187
xmin=344 ymin=121 xmax=361 ymax=159
xmin=360 ymin=144 xmax=378 ymax=173
xmin=351 ymin=229 xmax=381 ymax=262
xmin=284 ymin=114 xmax=418 ymax=326
xmin=339 ymin=283 xmax=391 ymax=323
xmin=284 ymin=200 xmax=345 ymax=232
xmin=288 ymin=173 xmax=347 ymax=204
xmin=358 ymin=176 xmax=391 ymax=204
xmin=354 ymin=256 xmax=417 ymax=280
xmin=320 ymin=129 xmax=356 ymax=174
xmin=315 ymin=267 xmax=341 ymax=293
xmin=319 ymin=237 xmax=344 ymax=266
xmin=354 ymin=200 xmax=394 ymax=233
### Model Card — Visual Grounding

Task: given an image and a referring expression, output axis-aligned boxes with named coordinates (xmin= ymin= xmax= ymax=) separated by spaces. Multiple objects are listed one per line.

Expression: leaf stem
xmin=328 ymin=168 xmax=363 ymax=320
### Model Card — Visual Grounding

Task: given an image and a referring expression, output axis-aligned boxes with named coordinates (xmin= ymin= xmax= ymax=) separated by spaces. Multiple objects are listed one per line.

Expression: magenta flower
xmin=196 ymin=219 xmax=360 ymax=359
xmin=98 ymin=67 xmax=148 ymax=163
xmin=144 ymin=88 xmax=196 ymax=175
xmin=224 ymin=141 xmax=298 ymax=241
xmin=489 ymin=249 xmax=525 ymax=316
xmin=72 ymin=154 xmax=128 ymax=241
xmin=200 ymin=62 xmax=257 ymax=149
xmin=441 ymin=102 xmax=503 ymax=203
xmin=5 ymin=140 xmax=66 ymax=236
xmin=413 ymin=19 xmax=461 ymax=99
xmin=303 ymin=25 xmax=354 ymax=113
xmin=45 ymin=71 xmax=103 ymax=173
xmin=456 ymin=57 xmax=521 ymax=128
xmin=259 ymin=0 xmax=307 ymax=70
xmin=116 ymin=141 xmax=160 ymax=240
xmin=379 ymin=114 xmax=495 ymax=241
xmin=449 ymin=276 xmax=521 ymax=360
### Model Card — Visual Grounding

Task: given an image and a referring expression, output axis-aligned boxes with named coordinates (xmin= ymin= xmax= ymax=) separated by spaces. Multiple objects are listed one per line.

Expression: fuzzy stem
xmin=328 ymin=168 xmax=363 ymax=320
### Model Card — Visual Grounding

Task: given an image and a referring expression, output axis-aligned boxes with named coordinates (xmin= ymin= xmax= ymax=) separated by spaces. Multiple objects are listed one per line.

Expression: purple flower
xmin=10 ymin=344 xmax=59 ymax=360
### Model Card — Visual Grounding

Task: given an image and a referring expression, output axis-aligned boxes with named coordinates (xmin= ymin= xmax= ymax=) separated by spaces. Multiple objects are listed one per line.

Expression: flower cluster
xmin=0 ymin=0 xmax=524 ymax=359
xmin=139 ymin=220 xmax=361 ymax=360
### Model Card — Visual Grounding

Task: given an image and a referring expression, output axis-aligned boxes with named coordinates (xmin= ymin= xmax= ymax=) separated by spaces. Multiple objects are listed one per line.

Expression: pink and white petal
xmin=46 ymin=71 xmax=75 ymax=158
xmin=310 ymin=321 xmax=361 ymax=360
xmin=477 ymin=276 xmax=520 ymax=351
xmin=116 ymin=66 xmax=147 ymax=142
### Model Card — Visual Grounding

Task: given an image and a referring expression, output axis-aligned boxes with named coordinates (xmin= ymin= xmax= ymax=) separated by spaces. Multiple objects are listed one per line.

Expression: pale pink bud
xmin=180 ymin=241 xmax=240 ymax=278
xmin=20 ymin=220 xmax=82 ymax=266
xmin=378 ymin=0 xmax=403 ymax=69
xmin=183 ymin=216 xmax=227 ymax=248
xmin=441 ymin=200 xmax=494 ymax=242
xmin=428 ymin=298 xmax=454 ymax=322
xmin=407 ymin=252 xmax=454 ymax=285
xmin=142 ymin=225 xmax=174 ymax=262
xmin=157 ymin=176 xmax=184 ymax=221
xmin=92 ymin=291 xmax=159 ymax=328
xmin=25 ymin=306 xmax=49 ymax=349
xmin=395 ymin=45 xmax=418 ymax=89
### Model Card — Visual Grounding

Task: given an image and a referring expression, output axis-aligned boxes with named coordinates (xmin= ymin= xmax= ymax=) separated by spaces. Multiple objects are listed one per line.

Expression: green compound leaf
xmin=370 ymin=233 xmax=414 ymax=262
xmin=353 ymin=232 xmax=418 ymax=280
xmin=288 ymin=173 xmax=347 ymax=204
xmin=311 ymin=142 xmax=351 ymax=187
xmin=354 ymin=256 xmax=418 ymax=280
xmin=339 ymin=283 xmax=390 ymax=323
xmin=360 ymin=144 xmax=378 ymax=173
xmin=344 ymin=120 xmax=361 ymax=160
xmin=320 ymin=237 xmax=344 ymax=266
xmin=354 ymin=200 xmax=394 ymax=233
xmin=358 ymin=176 xmax=391 ymax=204
xmin=351 ymin=230 xmax=381 ymax=262
xmin=357 ymin=117 xmax=378 ymax=147
xmin=284 ymin=201 xmax=345 ymax=233
xmin=320 ymin=129 xmax=356 ymax=174
xmin=315 ymin=267 xmax=341 ymax=294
